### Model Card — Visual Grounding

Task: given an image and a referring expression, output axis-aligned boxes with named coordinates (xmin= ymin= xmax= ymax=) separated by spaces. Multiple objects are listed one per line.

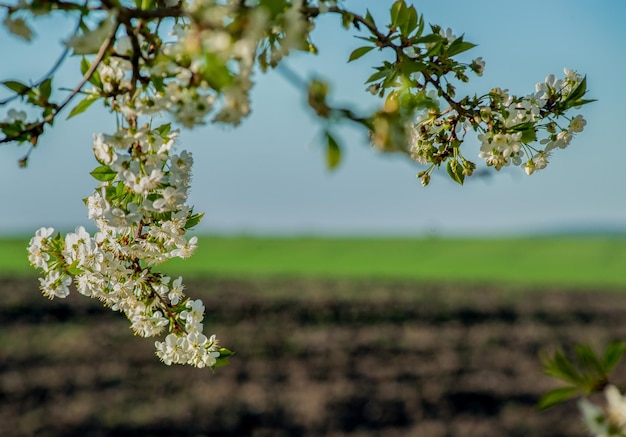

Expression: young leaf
xmin=80 ymin=56 xmax=103 ymax=88
xmin=67 ymin=95 xmax=98 ymax=119
xmin=519 ymin=126 xmax=537 ymax=143
xmin=185 ymin=212 xmax=205 ymax=229
xmin=575 ymin=343 xmax=605 ymax=377
xmin=326 ymin=132 xmax=341 ymax=170
xmin=399 ymin=5 xmax=418 ymax=36
xmin=365 ymin=9 xmax=376 ymax=27
xmin=603 ymin=341 xmax=626 ymax=372
xmin=446 ymin=36 xmax=477 ymax=57
xmin=365 ymin=68 xmax=390 ymax=84
xmin=218 ymin=347 xmax=234 ymax=358
xmin=390 ymin=0 xmax=406 ymax=28
xmin=89 ymin=165 xmax=117 ymax=182
xmin=550 ymin=349 xmax=584 ymax=384
xmin=565 ymin=76 xmax=587 ymax=103
xmin=399 ymin=60 xmax=426 ymax=75
xmin=348 ymin=46 xmax=374 ymax=62
xmin=414 ymin=34 xmax=442 ymax=45
xmin=66 ymin=265 xmax=84 ymax=276
xmin=2 ymin=80 xmax=30 ymax=95
xmin=39 ymin=78 xmax=53 ymax=101
xmin=446 ymin=160 xmax=465 ymax=185
xmin=80 ymin=57 xmax=90 ymax=76
xmin=155 ymin=122 xmax=172 ymax=138
xmin=537 ymin=386 xmax=581 ymax=410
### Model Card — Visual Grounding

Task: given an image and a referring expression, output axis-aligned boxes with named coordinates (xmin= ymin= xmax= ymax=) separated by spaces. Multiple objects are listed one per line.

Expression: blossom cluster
xmin=27 ymin=124 xmax=228 ymax=368
xmin=409 ymin=68 xmax=589 ymax=183
xmin=72 ymin=0 xmax=317 ymax=131
xmin=580 ymin=385 xmax=626 ymax=437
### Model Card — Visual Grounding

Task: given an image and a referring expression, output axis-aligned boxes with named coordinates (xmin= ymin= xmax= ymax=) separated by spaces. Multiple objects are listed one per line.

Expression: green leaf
xmin=365 ymin=9 xmax=376 ymax=27
xmin=2 ymin=80 xmax=30 ymax=95
xmin=603 ymin=341 xmax=626 ymax=372
xmin=341 ymin=11 xmax=354 ymax=29
xmin=66 ymin=265 xmax=84 ymax=276
xmin=140 ymin=0 xmax=155 ymax=10
xmin=365 ymin=68 xmax=390 ymax=84
xmin=446 ymin=36 xmax=476 ymax=57
xmin=348 ymin=46 xmax=374 ymax=62
xmin=575 ymin=344 xmax=605 ymax=377
xmin=184 ymin=212 xmax=204 ymax=229
xmin=155 ymin=122 xmax=172 ymax=138
xmin=66 ymin=15 xmax=116 ymax=55
xmin=200 ymin=53 xmax=233 ymax=90
xmin=218 ymin=347 xmax=234 ymax=358
xmin=390 ymin=0 xmax=406 ymax=28
xmin=565 ymin=98 xmax=596 ymax=109
xmin=537 ymin=386 xmax=581 ymax=410
xmin=446 ymin=160 xmax=464 ymax=185
xmin=414 ymin=34 xmax=442 ymax=45
xmin=39 ymin=78 xmax=53 ymax=101
xmin=90 ymin=165 xmax=117 ymax=182
xmin=412 ymin=90 xmax=439 ymax=111
xmin=565 ymin=76 xmax=587 ymax=103
xmin=213 ymin=357 xmax=230 ymax=369
xmin=212 ymin=347 xmax=234 ymax=369
xmin=4 ymin=16 xmax=33 ymax=41
xmin=80 ymin=57 xmax=103 ymax=88
xmin=519 ymin=126 xmax=537 ymax=143
xmin=399 ymin=61 xmax=426 ymax=75
xmin=67 ymin=95 xmax=98 ymax=119
xmin=115 ymin=181 xmax=125 ymax=197
xmin=80 ymin=57 xmax=90 ymax=76
xmin=259 ymin=0 xmax=287 ymax=17
xmin=325 ymin=132 xmax=341 ymax=170
xmin=414 ymin=12 xmax=425 ymax=38
xmin=399 ymin=5 xmax=418 ymax=36
xmin=553 ymin=350 xmax=584 ymax=384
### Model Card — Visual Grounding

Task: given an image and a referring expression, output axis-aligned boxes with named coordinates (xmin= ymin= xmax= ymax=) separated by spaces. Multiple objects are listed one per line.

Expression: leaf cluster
xmin=539 ymin=342 xmax=626 ymax=410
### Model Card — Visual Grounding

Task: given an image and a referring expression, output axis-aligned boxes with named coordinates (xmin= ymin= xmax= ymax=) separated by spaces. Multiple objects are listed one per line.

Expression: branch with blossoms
xmin=2 ymin=0 xmax=595 ymax=381
xmin=305 ymin=2 xmax=594 ymax=184
xmin=28 ymin=123 xmax=232 ymax=368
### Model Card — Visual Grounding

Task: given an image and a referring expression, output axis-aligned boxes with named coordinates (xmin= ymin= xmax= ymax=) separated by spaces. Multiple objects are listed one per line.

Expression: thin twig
xmin=0 ymin=20 xmax=119 ymax=145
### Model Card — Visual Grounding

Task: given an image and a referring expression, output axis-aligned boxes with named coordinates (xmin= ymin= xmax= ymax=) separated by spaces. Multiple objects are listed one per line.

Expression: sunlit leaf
xmin=89 ymin=165 xmax=117 ymax=182
xmin=325 ymin=132 xmax=341 ymax=170
xmin=348 ymin=46 xmax=374 ymax=62
xmin=67 ymin=95 xmax=98 ymax=119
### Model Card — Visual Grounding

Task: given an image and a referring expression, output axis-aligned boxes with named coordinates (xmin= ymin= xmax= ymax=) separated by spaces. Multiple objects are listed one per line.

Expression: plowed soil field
xmin=2 ymin=277 xmax=625 ymax=437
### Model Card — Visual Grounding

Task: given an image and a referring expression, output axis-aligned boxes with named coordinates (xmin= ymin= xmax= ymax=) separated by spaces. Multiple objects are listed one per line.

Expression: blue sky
xmin=1 ymin=0 xmax=625 ymax=236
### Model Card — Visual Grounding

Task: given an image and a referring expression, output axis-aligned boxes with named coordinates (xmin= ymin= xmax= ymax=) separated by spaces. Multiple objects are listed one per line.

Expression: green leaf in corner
xmin=537 ymin=386 xmax=581 ymax=410
xmin=603 ymin=341 xmax=626 ymax=372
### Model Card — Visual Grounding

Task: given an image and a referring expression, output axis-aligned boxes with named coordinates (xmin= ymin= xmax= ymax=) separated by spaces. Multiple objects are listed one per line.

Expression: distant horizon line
xmin=1 ymin=223 xmax=625 ymax=239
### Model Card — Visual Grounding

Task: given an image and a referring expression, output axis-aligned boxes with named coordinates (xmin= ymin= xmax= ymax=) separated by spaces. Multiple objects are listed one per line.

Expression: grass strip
xmin=2 ymin=235 xmax=625 ymax=288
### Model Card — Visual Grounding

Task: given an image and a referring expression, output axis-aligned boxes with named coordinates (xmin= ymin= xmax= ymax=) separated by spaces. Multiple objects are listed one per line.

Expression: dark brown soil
xmin=1 ymin=276 xmax=626 ymax=437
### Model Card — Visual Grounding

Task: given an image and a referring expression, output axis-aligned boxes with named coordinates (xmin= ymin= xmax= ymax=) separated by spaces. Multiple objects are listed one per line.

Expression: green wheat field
xmin=2 ymin=235 xmax=625 ymax=288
